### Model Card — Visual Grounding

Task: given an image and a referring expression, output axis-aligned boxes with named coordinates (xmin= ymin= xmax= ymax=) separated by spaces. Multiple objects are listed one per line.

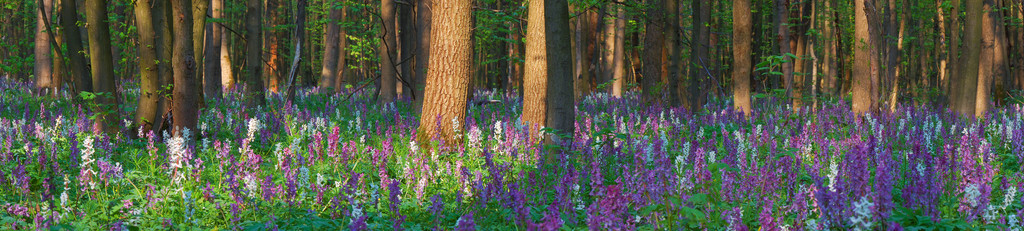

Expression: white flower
xmin=849 ymin=196 xmax=875 ymax=231
xmin=247 ymin=118 xmax=262 ymax=140
xmin=964 ymin=183 xmax=981 ymax=208
xmin=167 ymin=135 xmax=189 ymax=185
xmin=1005 ymin=186 xmax=1018 ymax=210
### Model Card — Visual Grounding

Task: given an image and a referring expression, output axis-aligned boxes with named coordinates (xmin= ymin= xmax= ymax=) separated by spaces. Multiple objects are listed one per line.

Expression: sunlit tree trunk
xmin=320 ymin=3 xmax=342 ymax=90
xmin=611 ymin=7 xmax=626 ymax=97
xmin=219 ymin=0 xmax=233 ymax=91
xmin=732 ymin=0 xmax=752 ymax=115
xmin=853 ymin=0 xmax=873 ymax=115
xmin=35 ymin=0 xmax=54 ymax=94
xmin=417 ymin=0 xmax=473 ymax=146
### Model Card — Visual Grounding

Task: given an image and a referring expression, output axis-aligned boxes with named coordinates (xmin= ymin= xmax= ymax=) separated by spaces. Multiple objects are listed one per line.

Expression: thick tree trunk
xmin=976 ymin=0 xmax=1006 ymax=116
xmin=320 ymin=4 xmax=342 ymax=90
xmin=601 ymin=6 xmax=615 ymax=93
xmin=378 ymin=0 xmax=397 ymax=104
xmin=732 ymin=0 xmax=752 ymax=115
xmin=244 ymin=0 xmax=265 ymax=107
xmin=204 ymin=0 xmax=223 ymax=100
xmin=957 ymin=0 xmax=983 ymax=117
xmin=85 ymin=0 xmax=120 ymax=133
xmin=35 ymin=0 xmax=54 ymax=94
xmin=264 ymin=0 xmax=283 ymax=93
xmin=59 ymin=0 xmax=90 ymax=93
xmin=947 ymin=0 xmax=962 ymax=107
xmin=852 ymin=0 xmax=873 ymax=115
xmin=690 ymin=0 xmax=710 ymax=112
xmin=171 ymin=0 xmax=199 ymax=135
xmin=665 ymin=0 xmax=679 ymax=107
xmin=192 ymin=0 xmax=209 ymax=86
xmin=523 ymin=0 xmax=549 ymax=136
xmin=545 ymin=0 xmax=575 ymax=145
xmin=220 ymin=0 xmax=234 ymax=91
xmin=135 ymin=0 xmax=163 ymax=135
xmin=416 ymin=0 xmax=473 ymax=146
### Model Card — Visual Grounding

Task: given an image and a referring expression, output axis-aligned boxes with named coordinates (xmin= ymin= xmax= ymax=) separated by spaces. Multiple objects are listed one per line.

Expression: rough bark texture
xmin=523 ymin=0 xmax=549 ymax=137
xmin=204 ymin=0 xmax=223 ymax=100
xmin=35 ymin=0 xmax=54 ymax=93
xmin=378 ymin=0 xmax=397 ymax=104
xmin=601 ymin=6 xmax=615 ymax=93
xmin=732 ymin=0 xmax=752 ymax=116
xmin=976 ymin=0 xmax=1006 ymax=117
xmin=641 ymin=0 xmax=663 ymax=105
xmin=957 ymin=0 xmax=983 ymax=117
xmin=135 ymin=0 xmax=163 ymax=135
xmin=264 ymin=0 xmax=283 ymax=93
xmin=85 ymin=0 xmax=120 ymax=133
xmin=172 ymin=0 xmax=199 ymax=135
xmin=416 ymin=0 xmax=473 ymax=146
xmin=244 ymin=0 xmax=265 ymax=107
xmin=852 ymin=0 xmax=872 ymax=115
xmin=193 ymin=0 xmax=209 ymax=82
xmin=59 ymin=0 xmax=90 ymax=93
xmin=320 ymin=4 xmax=342 ymax=90
xmin=664 ymin=0 xmax=679 ymax=107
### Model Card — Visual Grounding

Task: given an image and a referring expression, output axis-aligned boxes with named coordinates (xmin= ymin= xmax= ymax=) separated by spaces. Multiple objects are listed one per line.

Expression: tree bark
xmin=264 ymin=0 xmax=284 ymax=93
xmin=204 ymin=0 xmax=223 ymax=100
xmin=641 ymin=0 xmax=664 ymax=105
xmin=665 ymin=0 xmax=679 ymax=107
xmin=220 ymin=0 xmax=234 ymax=91
xmin=35 ymin=0 xmax=54 ymax=94
xmin=732 ymin=0 xmax=752 ymax=116
xmin=611 ymin=7 xmax=626 ymax=97
xmin=378 ymin=0 xmax=397 ymax=104
xmin=399 ymin=1 xmax=416 ymax=100
xmin=85 ymin=0 xmax=120 ymax=133
xmin=957 ymin=0 xmax=983 ymax=117
xmin=59 ymin=0 xmax=90 ymax=93
xmin=853 ymin=0 xmax=873 ymax=115
xmin=244 ymin=0 xmax=265 ymax=107
xmin=417 ymin=0 xmax=473 ymax=146
xmin=171 ymin=0 xmax=199 ymax=135
xmin=690 ymin=0 xmax=710 ymax=112
xmin=523 ymin=0 xmax=549 ymax=137
xmin=320 ymin=3 xmax=342 ymax=90
xmin=135 ymin=0 xmax=163 ymax=135
xmin=414 ymin=0 xmax=432 ymax=110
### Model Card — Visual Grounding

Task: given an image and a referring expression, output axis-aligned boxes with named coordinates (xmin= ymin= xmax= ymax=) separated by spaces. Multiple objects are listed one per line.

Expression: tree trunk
xmin=335 ymin=7 xmax=349 ymax=91
xmin=135 ymin=0 xmax=163 ymax=135
xmin=155 ymin=0 xmax=173 ymax=131
xmin=732 ymin=0 xmax=752 ymax=115
xmin=378 ymin=0 xmax=397 ymax=104
xmin=285 ymin=0 xmax=307 ymax=102
xmin=264 ymin=0 xmax=283 ymax=93
xmin=775 ymin=0 xmax=794 ymax=105
xmin=976 ymin=0 xmax=1006 ymax=117
xmin=85 ymin=0 xmax=120 ymax=133
xmin=957 ymin=0 xmax=983 ymax=117
xmin=193 ymin=0 xmax=209 ymax=85
xmin=601 ymin=6 xmax=615 ymax=93
xmin=171 ymin=0 xmax=199 ymax=135
xmin=204 ymin=0 xmax=223 ymax=100
xmin=414 ymin=0 xmax=432 ymax=110
xmin=545 ymin=0 xmax=575 ymax=145
xmin=59 ymin=0 xmax=90 ymax=93
xmin=35 ymin=0 xmax=54 ymax=94
xmin=399 ymin=2 xmax=416 ymax=100
xmin=641 ymin=0 xmax=663 ymax=104
xmin=523 ymin=0 xmax=550 ymax=136
xmin=220 ymin=0 xmax=234 ymax=91
xmin=244 ymin=0 xmax=265 ymax=107
xmin=690 ymin=0 xmax=710 ymax=112
xmin=611 ymin=7 xmax=626 ymax=97
xmin=947 ymin=0 xmax=962 ymax=107
xmin=852 ymin=0 xmax=872 ymax=115
xmin=320 ymin=3 xmax=342 ymax=90
xmin=417 ymin=0 xmax=473 ymax=146
xmin=665 ymin=0 xmax=679 ymax=107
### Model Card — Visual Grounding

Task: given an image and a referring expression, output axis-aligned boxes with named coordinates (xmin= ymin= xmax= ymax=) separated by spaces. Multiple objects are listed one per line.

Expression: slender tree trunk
xmin=665 ymin=0 xmax=679 ymax=107
xmin=776 ymin=0 xmax=794 ymax=105
xmin=733 ymin=0 xmax=752 ymax=115
xmin=135 ymin=0 xmax=163 ymax=135
xmin=399 ymin=2 xmax=416 ymax=100
xmin=611 ymin=6 xmax=626 ymax=96
xmin=379 ymin=0 xmax=398 ymax=104
xmin=416 ymin=0 xmax=473 ymax=146
xmin=220 ymin=0 xmax=234 ymax=91
xmin=285 ymin=0 xmax=307 ymax=102
xmin=320 ymin=4 xmax=342 ymax=90
xmin=601 ymin=6 xmax=614 ymax=93
xmin=59 ymin=0 xmax=90 ymax=93
xmin=690 ymin=0 xmax=710 ymax=112
xmin=947 ymin=0 xmax=962 ymax=107
xmin=204 ymin=0 xmax=223 ymax=100
xmin=244 ymin=0 xmax=265 ymax=107
xmin=35 ymin=0 xmax=54 ymax=94
xmin=853 ymin=0 xmax=872 ymax=115
xmin=155 ymin=0 xmax=173 ymax=131
xmin=641 ymin=0 xmax=664 ymax=104
xmin=957 ymin=0 xmax=983 ymax=117
xmin=335 ymin=7 xmax=349 ymax=92
xmin=264 ymin=0 xmax=283 ymax=93
xmin=85 ymin=0 xmax=120 ymax=133
xmin=414 ymin=0 xmax=432 ymax=110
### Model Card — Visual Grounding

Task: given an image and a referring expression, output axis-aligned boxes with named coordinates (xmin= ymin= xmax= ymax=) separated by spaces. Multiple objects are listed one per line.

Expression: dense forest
xmin=1 ymin=0 xmax=1024 ymax=229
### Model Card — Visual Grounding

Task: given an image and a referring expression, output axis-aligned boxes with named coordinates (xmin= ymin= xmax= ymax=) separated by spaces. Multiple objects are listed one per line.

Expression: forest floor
xmin=1 ymin=78 xmax=1023 ymax=230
